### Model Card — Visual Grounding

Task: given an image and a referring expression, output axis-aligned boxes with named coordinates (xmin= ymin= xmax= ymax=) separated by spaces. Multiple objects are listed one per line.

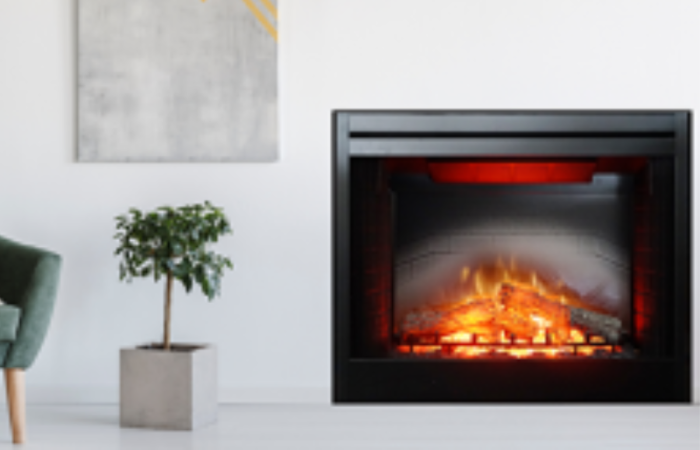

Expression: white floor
xmin=0 ymin=405 xmax=697 ymax=449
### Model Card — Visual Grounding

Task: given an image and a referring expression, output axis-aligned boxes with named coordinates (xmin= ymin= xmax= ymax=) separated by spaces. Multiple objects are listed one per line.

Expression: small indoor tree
xmin=114 ymin=202 xmax=233 ymax=351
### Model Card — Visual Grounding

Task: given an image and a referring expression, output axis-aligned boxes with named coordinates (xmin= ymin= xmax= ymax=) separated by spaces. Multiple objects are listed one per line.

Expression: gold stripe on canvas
xmin=241 ymin=0 xmax=278 ymax=42
xmin=260 ymin=0 xmax=277 ymax=20
xmin=258 ymin=0 xmax=278 ymax=20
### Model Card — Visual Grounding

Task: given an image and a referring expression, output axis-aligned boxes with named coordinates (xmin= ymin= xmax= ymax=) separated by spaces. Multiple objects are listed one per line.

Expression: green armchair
xmin=0 ymin=236 xmax=61 ymax=444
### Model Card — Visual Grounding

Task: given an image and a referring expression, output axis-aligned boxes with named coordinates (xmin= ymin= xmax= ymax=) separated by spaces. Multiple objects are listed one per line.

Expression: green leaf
xmin=182 ymin=274 xmax=193 ymax=293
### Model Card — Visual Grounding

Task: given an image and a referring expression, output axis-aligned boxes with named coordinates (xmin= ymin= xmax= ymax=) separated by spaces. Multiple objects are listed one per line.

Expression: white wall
xmin=0 ymin=0 xmax=698 ymax=403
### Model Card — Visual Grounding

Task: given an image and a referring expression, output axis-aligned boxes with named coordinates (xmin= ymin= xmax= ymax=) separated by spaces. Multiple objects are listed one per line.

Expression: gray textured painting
xmin=78 ymin=0 xmax=278 ymax=162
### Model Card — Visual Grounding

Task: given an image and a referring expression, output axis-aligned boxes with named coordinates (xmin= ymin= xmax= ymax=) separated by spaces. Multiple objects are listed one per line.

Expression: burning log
xmin=441 ymin=297 xmax=497 ymax=333
xmin=401 ymin=297 xmax=498 ymax=337
xmin=568 ymin=306 xmax=622 ymax=344
xmin=497 ymin=283 xmax=570 ymax=342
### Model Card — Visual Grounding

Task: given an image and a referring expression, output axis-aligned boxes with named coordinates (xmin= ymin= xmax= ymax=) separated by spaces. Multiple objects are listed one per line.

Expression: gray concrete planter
xmin=120 ymin=344 xmax=217 ymax=430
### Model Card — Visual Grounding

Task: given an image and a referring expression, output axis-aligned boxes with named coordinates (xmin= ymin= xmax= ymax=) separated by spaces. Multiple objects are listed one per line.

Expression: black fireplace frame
xmin=333 ymin=111 xmax=692 ymax=403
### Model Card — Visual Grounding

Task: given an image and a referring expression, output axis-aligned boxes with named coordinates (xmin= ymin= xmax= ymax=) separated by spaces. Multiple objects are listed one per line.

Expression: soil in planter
xmin=137 ymin=344 xmax=207 ymax=352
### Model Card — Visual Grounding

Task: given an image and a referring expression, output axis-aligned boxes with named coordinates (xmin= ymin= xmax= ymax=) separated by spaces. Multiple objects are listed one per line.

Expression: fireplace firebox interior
xmin=334 ymin=112 xmax=691 ymax=403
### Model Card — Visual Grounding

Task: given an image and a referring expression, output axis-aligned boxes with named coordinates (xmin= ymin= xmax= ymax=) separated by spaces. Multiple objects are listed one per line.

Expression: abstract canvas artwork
xmin=78 ymin=0 xmax=278 ymax=162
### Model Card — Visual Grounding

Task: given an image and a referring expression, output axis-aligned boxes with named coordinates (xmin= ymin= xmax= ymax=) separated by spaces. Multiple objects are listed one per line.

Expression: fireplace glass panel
xmin=393 ymin=173 xmax=632 ymax=360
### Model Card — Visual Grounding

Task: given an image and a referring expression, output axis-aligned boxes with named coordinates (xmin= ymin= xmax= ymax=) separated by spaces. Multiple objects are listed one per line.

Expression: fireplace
xmin=333 ymin=111 xmax=692 ymax=402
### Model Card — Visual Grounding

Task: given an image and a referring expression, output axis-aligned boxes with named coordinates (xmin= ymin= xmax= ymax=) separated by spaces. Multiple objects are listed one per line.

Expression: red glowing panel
xmin=428 ymin=160 xmax=596 ymax=184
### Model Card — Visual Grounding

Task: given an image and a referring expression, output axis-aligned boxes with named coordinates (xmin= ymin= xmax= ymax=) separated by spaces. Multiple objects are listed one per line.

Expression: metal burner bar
xmin=397 ymin=331 xmax=612 ymax=347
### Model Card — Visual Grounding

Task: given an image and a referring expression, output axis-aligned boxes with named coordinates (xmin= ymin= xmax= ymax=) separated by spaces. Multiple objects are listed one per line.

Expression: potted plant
xmin=114 ymin=202 xmax=233 ymax=430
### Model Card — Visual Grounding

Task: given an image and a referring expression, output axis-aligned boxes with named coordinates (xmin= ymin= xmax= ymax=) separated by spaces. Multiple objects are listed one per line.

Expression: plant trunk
xmin=164 ymin=271 xmax=174 ymax=351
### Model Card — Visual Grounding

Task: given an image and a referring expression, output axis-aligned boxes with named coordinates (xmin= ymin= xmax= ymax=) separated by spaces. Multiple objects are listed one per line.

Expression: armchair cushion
xmin=0 ymin=305 xmax=21 ymax=342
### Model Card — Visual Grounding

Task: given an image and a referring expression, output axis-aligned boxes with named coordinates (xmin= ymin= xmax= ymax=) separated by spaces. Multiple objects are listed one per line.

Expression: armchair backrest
xmin=0 ymin=236 xmax=61 ymax=368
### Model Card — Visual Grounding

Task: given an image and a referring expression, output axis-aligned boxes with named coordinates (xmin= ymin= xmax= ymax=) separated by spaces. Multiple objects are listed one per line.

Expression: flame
xmin=499 ymin=330 xmax=511 ymax=344
xmin=570 ymin=329 xmax=586 ymax=344
xmin=453 ymin=259 xmax=608 ymax=313
xmin=532 ymin=329 xmax=548 ymax=345
xmin=476 ymin=335 xmax=493 ymax=344
xmin=397 ymin=258 xmax=617 ymax=359
xmin=441 ymin=332 xmax=473 ymax=343
xmin=531 ymin=315 xmax=552 ymax=329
